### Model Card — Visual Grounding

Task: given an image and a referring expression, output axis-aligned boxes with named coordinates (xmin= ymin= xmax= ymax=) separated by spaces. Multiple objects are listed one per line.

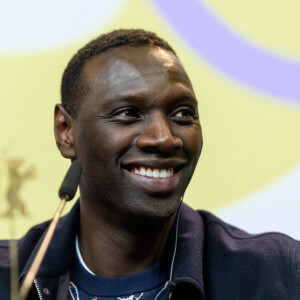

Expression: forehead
xmin=82 ymin=46 xmax=193 ymax=98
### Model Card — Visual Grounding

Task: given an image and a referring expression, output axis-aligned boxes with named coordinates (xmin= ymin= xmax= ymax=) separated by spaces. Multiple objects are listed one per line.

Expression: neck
xmin=78 ymin=200 xmax=177 ymax=277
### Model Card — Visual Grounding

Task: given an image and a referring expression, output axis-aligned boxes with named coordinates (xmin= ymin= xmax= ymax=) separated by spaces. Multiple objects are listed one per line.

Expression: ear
xmin=54 ymin=104 xmax=76 ymax=158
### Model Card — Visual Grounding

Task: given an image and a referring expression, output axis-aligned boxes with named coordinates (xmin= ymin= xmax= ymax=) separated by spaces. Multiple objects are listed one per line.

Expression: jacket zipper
xmin=34 ymin=278 xmax=44 ymax=300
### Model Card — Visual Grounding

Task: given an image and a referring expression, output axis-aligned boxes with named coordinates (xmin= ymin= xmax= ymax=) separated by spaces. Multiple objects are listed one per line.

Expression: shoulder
xmin=1 ymin=201 xmax=79 ymax=280
xmin=0 ymin=202 xmax=78 ymax=266
xmin=198 ymin=209 xmax=299 ymax=248
xmin=197 ymin=209 xmax=300 ymax=262
xmin=197 ymin=209 xmax=300 ymax=298
xmin=0 ymin=219 xmax=50 ymax=268
xmin=181 ymin=205 xmax=300 ymax=259
xmin=0 ymin=219 xmax=51 ymax=299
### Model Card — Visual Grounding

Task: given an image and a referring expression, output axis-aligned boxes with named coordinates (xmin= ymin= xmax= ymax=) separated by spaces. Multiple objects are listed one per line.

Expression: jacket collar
xmin=19 ymin=201 xmax=205 ymax=297
xmin=170 ymin=203 xmax=205 ymax=297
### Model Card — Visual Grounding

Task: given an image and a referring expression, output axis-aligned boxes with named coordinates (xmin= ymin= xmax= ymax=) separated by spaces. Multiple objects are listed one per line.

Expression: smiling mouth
xmin=124 ymin=163 xmax=185 ymax=194
xmin=131 ymin=167 xmax=174 ymax=178
xmin=127 ymin=162 xmax=186 ymax=179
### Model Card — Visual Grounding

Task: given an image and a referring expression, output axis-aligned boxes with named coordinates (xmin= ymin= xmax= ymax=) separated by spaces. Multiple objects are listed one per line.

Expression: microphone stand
xmin=19 ymin=196 xmax=68 ymax=300
xmin=17 ymin=160 xmax=82 ymax=300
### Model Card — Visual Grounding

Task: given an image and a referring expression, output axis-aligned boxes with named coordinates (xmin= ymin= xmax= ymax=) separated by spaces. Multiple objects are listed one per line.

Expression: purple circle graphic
xmin=153 ymin=0 xmax=300 ymax=104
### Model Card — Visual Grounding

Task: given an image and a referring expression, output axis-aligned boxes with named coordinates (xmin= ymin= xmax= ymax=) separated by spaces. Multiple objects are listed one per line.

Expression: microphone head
xmin=59 ymin=160 xmax=82 ymax=200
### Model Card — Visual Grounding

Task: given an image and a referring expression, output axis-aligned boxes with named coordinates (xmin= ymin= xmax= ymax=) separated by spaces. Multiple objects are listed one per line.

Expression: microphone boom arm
xmin=18 ymin=160 xmax=82 ymax=300
xmin=19 ymin=197 xmax=68 ymax=300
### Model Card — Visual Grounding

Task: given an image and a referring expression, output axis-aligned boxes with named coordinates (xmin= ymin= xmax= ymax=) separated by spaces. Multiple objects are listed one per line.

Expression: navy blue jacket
xmin=1 ymin=202 xmax=300 ymax=299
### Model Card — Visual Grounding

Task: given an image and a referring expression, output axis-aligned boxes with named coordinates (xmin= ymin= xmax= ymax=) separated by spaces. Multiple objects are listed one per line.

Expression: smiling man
xmin=1 ymin=29 xmax=300 ymax=300
xmin=60 ymin=45 xmax=202 ymax=222
xmin=54 ymin=31 xmax=203 ymax=298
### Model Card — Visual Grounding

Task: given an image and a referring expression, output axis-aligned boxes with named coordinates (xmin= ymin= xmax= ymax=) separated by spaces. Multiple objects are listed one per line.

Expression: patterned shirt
xmin=68 ymin=239 xmax=169 ymax=300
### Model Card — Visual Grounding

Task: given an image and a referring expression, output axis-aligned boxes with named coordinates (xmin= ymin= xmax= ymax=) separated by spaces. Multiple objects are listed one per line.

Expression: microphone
xmin=19 ymin=160 xmax=82 ymax=300
xmin=59 ymin=159 xmax=82 ymax=200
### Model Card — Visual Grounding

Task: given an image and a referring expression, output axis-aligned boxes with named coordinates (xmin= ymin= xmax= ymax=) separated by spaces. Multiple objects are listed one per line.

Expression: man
xmin=1 ymin=29 xmax=300 ymax=299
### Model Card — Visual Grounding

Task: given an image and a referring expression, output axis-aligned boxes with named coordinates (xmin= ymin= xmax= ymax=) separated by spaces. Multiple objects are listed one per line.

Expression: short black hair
xmin=61 ymin=29 xmax=177 ymax=116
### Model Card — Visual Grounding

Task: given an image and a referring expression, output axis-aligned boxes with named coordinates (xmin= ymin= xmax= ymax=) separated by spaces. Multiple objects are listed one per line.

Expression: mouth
xmin=125 ymin=161 xmax=185 ymax=178
xmin=122 ymin=160 xmax=185 ymax=194
xmin=130 ymin=166 xmax=175 ymax=178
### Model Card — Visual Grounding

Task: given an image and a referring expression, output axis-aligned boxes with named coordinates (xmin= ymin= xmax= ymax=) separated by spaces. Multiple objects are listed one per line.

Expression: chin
xmin=126 ymin=194 xmax=182 ymax=222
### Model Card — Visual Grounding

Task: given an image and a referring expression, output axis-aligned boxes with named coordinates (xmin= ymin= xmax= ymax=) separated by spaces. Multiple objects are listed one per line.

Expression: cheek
xmin=194 ymin=129 xmax=203 ymax=158
xmin=74 ymin=123 xmax=109 ymax=163
xmin=178 ymin=125 xmax=203 ymax=160
xmin=75 ymin=122 xmax=138 ymax=164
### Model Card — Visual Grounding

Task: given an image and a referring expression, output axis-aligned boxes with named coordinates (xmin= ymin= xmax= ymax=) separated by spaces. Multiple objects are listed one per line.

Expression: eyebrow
xmin=105 ymin=94 xmax=146 ymax=105
xmin=106 ymin=89 xmax=197 ymax=105
xmin=172 ymin=93 xmax=198 ymax=104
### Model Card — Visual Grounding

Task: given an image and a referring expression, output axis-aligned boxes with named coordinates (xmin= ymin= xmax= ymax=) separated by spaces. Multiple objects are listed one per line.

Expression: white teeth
xmin=146 ymin=169 xmax=153 ymax=177
xmin=160 ymin=169 xmax=167 ymax=178
xmin=153 ymin=169 xmax=160 ymax=178
xmin=131 ymin=167 xmax=174 ymax=178
xmin=140 ymin=167 xmax=146 ymax=176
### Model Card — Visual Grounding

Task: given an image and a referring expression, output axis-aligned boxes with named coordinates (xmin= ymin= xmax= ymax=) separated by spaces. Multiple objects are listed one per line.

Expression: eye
xmin=173 ymin=109 xmax=194 ymax=118
xmin=169 ymin=107 xmax=198 ymax=124
xmin=107 ymin=107 xmax=142 ymax=124
xmin=117 ymin=109 xmax=140 ymax=118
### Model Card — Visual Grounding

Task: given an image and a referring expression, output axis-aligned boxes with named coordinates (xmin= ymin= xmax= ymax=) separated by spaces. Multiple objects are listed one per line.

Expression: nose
xmin=136 ymin=113 xmax=183 ymax=153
